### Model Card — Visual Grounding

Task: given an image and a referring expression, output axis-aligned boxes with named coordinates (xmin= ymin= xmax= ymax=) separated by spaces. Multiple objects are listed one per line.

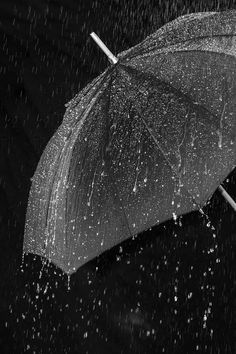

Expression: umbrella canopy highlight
xmin=24 ymin=11 xmax=236 ymax=274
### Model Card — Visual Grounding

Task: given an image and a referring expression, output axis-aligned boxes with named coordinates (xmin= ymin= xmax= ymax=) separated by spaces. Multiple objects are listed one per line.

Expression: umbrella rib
xmin=120 ymin=66 xmax=231 ymax=210
xmin=138 ymin=115 xmax=178 ymax=174
xmin=125 ymin=65 xmax=223 ymax=133
xmin=138 ymin=48 xmax=236 ymax=60
xmin=121 ymin=65 xmax=222 ymax=209
xmin=102 ymin=72 xmax=133 ymax=240
xmin=123 ymin=33 xmax=236 ymax=60
xmin=138 ymin=114 xmax=201 ymax=210
xmin=43 ymin=70 xmax=112 ymax=244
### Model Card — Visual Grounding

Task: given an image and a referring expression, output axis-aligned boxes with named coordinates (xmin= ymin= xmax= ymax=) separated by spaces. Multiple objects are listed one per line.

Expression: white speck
xmin=172 ymin=212 xmax=177 ymax=220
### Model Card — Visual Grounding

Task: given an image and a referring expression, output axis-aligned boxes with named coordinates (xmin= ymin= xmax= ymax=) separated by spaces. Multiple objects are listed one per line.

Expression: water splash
xmin=67 ymin=275 xmax=71 ymax=291
xmin=198 ymin=208 xmax=220 ymax=335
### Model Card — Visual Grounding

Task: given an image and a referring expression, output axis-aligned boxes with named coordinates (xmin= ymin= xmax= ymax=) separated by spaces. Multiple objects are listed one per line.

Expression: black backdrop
xmin=0 ymin=1 xmax=236 ymax=353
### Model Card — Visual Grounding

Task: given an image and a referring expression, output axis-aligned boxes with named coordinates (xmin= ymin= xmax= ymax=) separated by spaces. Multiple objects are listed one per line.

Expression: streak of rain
xmin=1 ymin=2 xmax=236 ymax=354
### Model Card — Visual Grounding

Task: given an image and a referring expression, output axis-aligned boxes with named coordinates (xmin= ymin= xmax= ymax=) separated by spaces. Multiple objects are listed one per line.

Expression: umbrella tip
xmin=90 ymin=32 xmax=118 ymax=65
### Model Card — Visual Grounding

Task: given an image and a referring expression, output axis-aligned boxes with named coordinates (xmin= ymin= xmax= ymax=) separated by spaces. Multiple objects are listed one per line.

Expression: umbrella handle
xmin=90 ymin=32 xmax=118 ymax=64
xmin=218 ymin=185 xmax=236 ymax=212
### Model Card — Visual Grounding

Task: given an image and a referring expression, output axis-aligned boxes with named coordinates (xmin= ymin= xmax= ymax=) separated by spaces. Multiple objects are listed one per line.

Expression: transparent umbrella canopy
xmin=24 ymin=11 xmax=236 ymax=274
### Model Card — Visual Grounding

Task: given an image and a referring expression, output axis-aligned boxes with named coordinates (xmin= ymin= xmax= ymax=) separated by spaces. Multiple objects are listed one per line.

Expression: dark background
xmin=0 ymin=1 xmax=236 ymax=353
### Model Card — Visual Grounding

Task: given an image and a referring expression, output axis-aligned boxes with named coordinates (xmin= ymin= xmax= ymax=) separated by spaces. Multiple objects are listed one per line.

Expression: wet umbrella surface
xmin=23 ymin=11 xmax=236 ymax=274
xmin=1 ymin=2 xmax=236 ymax=354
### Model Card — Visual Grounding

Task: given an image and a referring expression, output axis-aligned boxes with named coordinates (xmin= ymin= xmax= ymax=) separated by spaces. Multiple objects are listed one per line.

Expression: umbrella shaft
xmin=90 ymin=32 xmax=118 ymax=64
xmin=218 ymin=185 xmax=236 ymax=212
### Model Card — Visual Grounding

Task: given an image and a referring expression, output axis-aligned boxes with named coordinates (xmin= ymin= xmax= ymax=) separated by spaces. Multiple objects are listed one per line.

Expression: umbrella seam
xmin=125 ymin=65 xmax=225 ymax=135
xmin=64 ymin=75 xmax=113 ymax=256
xmin=132 ymin=48 xmax=236 ymax=61
xmin=41 ymin=70 xmax=112 ymax=264
xmin=121 ymin=33 xmax=236 ymax=60
xmin=118 ymin=65 xmax=207 ymax=209
xmin=138 ymin=114 xmax=201 ymax=211
xmin=105 ymin=70 xmax=134 ymax=240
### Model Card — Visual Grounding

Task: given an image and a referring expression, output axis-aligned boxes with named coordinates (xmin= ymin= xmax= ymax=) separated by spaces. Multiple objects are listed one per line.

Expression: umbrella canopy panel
xmin=24 ymin=11 xmax=236 ymax=274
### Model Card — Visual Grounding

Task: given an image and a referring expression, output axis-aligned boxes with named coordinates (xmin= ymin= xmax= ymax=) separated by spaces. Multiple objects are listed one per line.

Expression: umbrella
xmin=24 ymin=11 xmax=236 ymax=274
